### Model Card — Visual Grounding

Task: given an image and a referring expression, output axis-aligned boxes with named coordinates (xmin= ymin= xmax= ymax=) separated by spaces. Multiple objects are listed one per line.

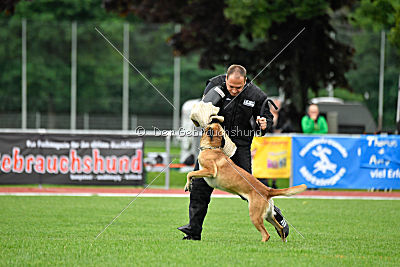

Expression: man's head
xmin=307 ymin=104 xmax=320 ymax=121
xmin=225 ymin=64 xmax=246 ymax=97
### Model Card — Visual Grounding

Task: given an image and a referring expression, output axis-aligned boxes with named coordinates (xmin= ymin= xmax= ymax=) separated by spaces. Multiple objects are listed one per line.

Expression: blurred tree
xmin=9 ymin=0 xmax=397 ymax=131
xmin=0 ymin=18 xmax=21 ymax=113
xmin=0 ymin=0 xmax=125 ymax=128
xmin=350 ymin=0 xmax=400 ymax=130
xmin=0 ymin=0 xmax=227 ymax=128
xmin=103 ymin=0 xmax=356 ymax=126
xmin=352 ymin=0 xmax=400 ymax=51
xmin=0 ymin=0 xmax=22 ymax=15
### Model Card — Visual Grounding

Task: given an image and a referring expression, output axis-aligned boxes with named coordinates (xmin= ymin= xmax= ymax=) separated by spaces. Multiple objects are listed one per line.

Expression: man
xmin=178 ymin=64 xmax=288 ymax=240
xmin=301 ymin=104 xmax=328 ymax=134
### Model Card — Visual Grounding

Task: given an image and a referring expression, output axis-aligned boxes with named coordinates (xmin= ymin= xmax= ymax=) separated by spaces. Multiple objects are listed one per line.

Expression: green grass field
xmin=1 ymin=196 xmax=399 ymax=266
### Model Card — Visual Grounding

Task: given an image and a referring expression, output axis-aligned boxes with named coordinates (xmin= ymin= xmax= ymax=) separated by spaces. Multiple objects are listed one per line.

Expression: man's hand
xmin=310 ymin=114 xmax=318 ymax=122
xmin=256 ymin=116 xmax=267 ymax=130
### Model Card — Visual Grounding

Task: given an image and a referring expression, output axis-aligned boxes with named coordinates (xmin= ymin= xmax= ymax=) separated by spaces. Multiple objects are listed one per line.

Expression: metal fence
xmin=336 ymin=27 xmax=400 ymax=132
xmin=0 ymin=112 xmax=172 ymax=130
xmin=0 ymin=18 xmax=399 ymax=132
xmin=0 ymin=18 xmax=223 ymax=131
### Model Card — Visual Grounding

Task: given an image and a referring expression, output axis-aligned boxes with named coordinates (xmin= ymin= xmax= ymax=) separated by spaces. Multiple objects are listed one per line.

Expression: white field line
xmin=290 ymin=195 xmax=400 ymax=200
xmin=0 ymin=192 xmax=399 ymax=200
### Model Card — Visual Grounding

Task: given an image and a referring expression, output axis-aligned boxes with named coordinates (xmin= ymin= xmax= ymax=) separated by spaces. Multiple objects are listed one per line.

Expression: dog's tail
xmin=268 ymin=184 xmax=307 ymax=197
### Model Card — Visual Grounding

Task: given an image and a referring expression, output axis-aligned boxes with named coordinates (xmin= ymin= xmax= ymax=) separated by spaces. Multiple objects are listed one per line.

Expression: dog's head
xmin=202 ymin=122 xmax=225 ymax=148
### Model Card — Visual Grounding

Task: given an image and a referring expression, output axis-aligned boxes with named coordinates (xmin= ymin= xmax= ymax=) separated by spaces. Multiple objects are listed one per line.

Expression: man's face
xmin=308 ymin=105 xmax=319 ymax=120
xmin=225 ymin=75 xmax=245 ymax=97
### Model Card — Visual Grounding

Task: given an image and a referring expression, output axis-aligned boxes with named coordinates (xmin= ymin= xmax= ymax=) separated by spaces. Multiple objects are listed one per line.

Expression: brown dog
xmin=185 ymin=123 xmax=307 ymax=242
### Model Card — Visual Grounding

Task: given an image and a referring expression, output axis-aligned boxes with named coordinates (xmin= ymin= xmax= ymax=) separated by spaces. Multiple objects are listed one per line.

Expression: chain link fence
xmin=0 ymin=112 xmax=172 ymax=130
xmin=1 ymin=18 xmax=399 ymax=131
xmin=0 ymin=18 xmax=223 ymax=131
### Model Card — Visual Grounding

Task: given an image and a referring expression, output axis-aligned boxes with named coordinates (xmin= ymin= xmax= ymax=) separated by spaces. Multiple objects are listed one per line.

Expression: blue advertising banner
xmin=292 ymin=135 xmax=400 ymax=189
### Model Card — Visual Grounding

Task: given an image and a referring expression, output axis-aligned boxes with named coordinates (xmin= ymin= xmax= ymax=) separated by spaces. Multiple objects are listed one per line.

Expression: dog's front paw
xmin=184 ymin=181 xmax=192 ymax=192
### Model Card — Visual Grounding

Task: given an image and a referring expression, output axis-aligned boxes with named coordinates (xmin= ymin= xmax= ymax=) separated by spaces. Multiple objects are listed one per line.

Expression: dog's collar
xmin=199 ymin=146 xmax=222 ymax=151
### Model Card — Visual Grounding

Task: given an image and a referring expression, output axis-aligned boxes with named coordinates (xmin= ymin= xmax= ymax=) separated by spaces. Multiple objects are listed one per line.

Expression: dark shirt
xmin=203 ymin=74 xmax=273 ymax=146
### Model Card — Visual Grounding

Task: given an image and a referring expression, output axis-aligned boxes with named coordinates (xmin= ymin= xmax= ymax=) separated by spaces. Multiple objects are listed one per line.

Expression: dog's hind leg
xmin=249 ymin=200 xmax=270 ymax=242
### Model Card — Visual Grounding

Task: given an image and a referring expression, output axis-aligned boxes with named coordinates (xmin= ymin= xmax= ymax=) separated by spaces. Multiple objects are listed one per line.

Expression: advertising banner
xmin=251 ymin=136 xmax=291 ymax=178
xmin=292 ymin=135 xmax=400 ymax=189
xmin=0 ymin=132 xmax=144 ymax=185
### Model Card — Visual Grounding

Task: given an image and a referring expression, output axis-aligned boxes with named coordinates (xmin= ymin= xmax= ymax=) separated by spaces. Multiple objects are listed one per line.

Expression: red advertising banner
xmin=0 ymin=132 xmax=144 ymax=185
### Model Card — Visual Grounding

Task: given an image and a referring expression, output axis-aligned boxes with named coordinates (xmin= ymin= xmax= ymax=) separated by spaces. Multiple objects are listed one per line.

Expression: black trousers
xmin=187 ymin=146 xmax=251 ymax=236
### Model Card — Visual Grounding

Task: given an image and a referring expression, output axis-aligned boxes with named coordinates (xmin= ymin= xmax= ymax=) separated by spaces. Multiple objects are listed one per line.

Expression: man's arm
xmin=317 ymin=117 xmax=328 ymax=134
xmin=201 ymin=76 xmax=227 ymax=107
xmin=203 ymin=80 xmax=217 ymax=96
xmin=301 ymin=116 xmax=315 ymax=133
xmin=203 ymin=75 xmax=226 ymax=96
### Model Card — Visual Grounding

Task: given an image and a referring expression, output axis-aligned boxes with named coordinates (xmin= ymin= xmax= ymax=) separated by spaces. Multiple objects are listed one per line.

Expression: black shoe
xmin=178 ymin=224 xmax=201 ymax=240
xmin=182 ymin=235 xmax=201 ymax=240
xmin=177 ymin=224 xmax=191 ymax=235
xmin=273 ymin=206 xmax=289 ymax=239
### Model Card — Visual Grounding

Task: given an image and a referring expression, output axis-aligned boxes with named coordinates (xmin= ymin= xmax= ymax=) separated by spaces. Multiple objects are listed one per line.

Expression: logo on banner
xmin=299 ymin=138 xmax=348 ymax=186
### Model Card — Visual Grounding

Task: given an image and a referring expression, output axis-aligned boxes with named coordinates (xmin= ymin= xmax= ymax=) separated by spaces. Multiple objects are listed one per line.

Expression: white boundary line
xmin=0 ymin=192 xmax=399 ymax=200
xmin=291 ymin=195 xmax=400 ymax=200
